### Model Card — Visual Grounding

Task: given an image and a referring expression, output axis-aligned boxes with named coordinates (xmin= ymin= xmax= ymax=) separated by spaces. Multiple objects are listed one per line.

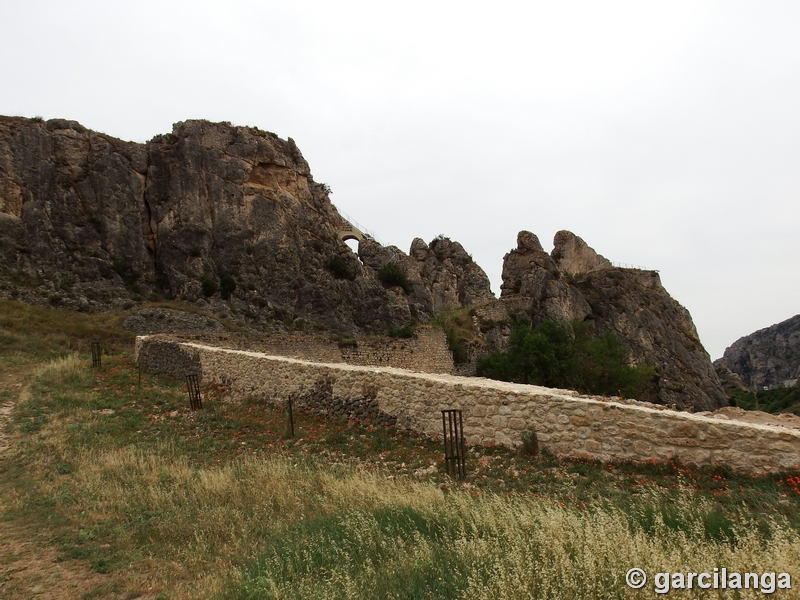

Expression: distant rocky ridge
xmin=0 ymin=116 xmax=726 ymax=410
xmin=714 ymin=315 xmax=800 ymax=389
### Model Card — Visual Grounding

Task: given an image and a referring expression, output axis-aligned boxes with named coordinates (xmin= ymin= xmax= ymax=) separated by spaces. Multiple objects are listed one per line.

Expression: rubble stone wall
xmin=135 ymin=337 xmax=800 ymax=472
xmin=155 ymin=326 xmax=453 ymax=375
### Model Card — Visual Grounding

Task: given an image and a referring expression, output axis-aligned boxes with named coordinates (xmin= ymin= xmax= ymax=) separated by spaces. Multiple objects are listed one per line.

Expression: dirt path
xmin=0 ymin=368 xmax=163 ymax=599
xmin=0 ymin=371 xmax=27 ymax=456
xmin=0 ymin=520 xmax=122 ymax=599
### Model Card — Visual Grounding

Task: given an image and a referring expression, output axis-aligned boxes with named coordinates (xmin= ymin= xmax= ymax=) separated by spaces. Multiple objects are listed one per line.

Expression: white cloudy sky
xmin=2 ymin=0 xmax=798 ymax=359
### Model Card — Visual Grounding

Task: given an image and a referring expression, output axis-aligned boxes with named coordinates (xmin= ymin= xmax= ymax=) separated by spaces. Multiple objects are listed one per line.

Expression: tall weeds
xmin=228 ymin=489 xmax=799 ymax=599
xmin=3 ymin=348 xmax=799 ymax=599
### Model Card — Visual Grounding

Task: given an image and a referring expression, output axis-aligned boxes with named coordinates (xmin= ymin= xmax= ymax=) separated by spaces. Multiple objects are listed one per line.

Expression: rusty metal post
xmin=287 ymin=395 xmax=295 ymax=438
xmin=441 ymin=409 xmax=466 ymax=480
xmin=186 ymin=374 xmax=202 ymax=410
xmin=90 ymin=342 xmax=101 ymax=368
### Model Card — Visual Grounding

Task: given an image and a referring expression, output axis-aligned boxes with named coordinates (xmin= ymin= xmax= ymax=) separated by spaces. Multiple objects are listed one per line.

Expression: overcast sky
xmin=2 ymin=0 xmax=798 ymax=359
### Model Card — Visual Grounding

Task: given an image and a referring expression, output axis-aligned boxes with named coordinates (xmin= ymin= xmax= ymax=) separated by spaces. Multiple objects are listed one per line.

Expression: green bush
xmin=219 ymin=273 xmax=237 ymax=300
xmin=201 ymin=276 xmax=218 ymax=297
xmin=327 ymin=255 xmax=356 ymax=280
xmin=731 ymin=386 xmax=800 ymax=415
xmin=519 ymin=428 xmax=539 ymax=456
xmin=377 ymin=262 xmax=410 ymax=293
xmin=336 ymin=337 xmax=358 ymax=348
xmin=112 ymin=258 xmax=141 ymax=291
xmin=388 ymin=325 xmax=415 ymax=338
xmin=477 ymin=320 xmax=577 ymax=388
xmin=476 ymin=319 xmax=657 ymax=399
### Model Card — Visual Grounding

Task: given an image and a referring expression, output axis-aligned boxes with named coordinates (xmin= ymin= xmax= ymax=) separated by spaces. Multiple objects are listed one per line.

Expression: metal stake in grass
xmin=186 ymin=374 xmax=202 ymax=410
xmin=90 ymin=341 xmax=102 ymax=368
xmin=287 ymin=395 xmax=295 ymax=438
xmin=441 ymin=409 xmax=466 ymax=480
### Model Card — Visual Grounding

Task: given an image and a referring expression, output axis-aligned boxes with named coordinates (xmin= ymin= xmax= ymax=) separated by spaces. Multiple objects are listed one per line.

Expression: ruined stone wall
xmin=339 ymin=328 xmax=454 ymax=373
xmin=153 ymin=326 xmax=454 ymax=374
xmin=135 ymin=337 xmax=800 ymax=472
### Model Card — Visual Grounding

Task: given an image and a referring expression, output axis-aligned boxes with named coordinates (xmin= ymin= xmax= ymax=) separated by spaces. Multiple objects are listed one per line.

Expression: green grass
xmin=1 ymin=302 xmax=800 ymax=598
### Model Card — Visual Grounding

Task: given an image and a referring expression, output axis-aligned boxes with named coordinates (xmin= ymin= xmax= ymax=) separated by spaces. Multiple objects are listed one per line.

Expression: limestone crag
xmin=714 ymin=315 xmax=800 ymax=388
xmin=551 ymin=230 xmax=613 ymax=275
xmin=0 ymin=115 xmax=728 ymax=411
xmin=480 ymin=230 xmax=727 ymax=411
xmin=0 ymin=116 xmax=491 ymax=333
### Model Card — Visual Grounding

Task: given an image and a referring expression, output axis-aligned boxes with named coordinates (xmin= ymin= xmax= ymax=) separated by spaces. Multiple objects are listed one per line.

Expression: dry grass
xmin=2 ymin=318 xmax=800 ymax=598
xmin=228 ymin=488 xmax=800 ymax=599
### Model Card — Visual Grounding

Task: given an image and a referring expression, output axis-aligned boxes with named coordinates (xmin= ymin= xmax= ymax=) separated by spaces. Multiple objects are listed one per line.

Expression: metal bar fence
xmin=90 ymin=342 xmax=102 ymax=368
xmin=441 ymin=409 xmax=466 ymax=480
xmin=186 ymin=374 xmax=202 ymax=410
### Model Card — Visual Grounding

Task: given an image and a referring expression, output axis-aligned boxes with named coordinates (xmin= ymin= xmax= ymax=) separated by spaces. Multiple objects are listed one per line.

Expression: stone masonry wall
xmin=135 ymin=337 xmax=800 ymax=472
xmin=153 ymin=326 xmax=454 ymax=375
xmin=339 ymin=328 xmax=454 ymax=373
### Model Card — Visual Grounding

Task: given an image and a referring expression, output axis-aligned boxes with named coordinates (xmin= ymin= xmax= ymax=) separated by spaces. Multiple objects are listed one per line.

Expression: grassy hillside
xmin=1 ymin=301 xmax=799 ymax=598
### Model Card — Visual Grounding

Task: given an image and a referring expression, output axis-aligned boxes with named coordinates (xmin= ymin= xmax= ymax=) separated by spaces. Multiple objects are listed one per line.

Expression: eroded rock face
xmin=485 ymin=230 xmax=727 ymax=411
xmin=714 ymin=363 xmax=751 ymax=397
xmin=0 ymin=116 xmax=490 ymax=333
xmin=714 ymin=315 xmax=800 ymax=388
xmin=552 ymin=230 xmax=612 ymax=274
xmin=121 ymin=308 xmax=226 ymax=335
xmin=0 ymin=118 xmax=155 ymax=310
xmin=405 ymin=236 xmax=494 ymax=319
xmin=0 ymin=116 xmax=727 ymax=411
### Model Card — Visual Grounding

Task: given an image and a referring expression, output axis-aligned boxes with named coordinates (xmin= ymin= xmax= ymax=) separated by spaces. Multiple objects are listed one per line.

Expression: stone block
xmin=508 ymin=418 xmax=527 ymax=430
xmin=670 ymin=422 xmax=699 ymax=438
xmin=470 ymin=405 xmax=488 ymax=418
xmin=584 ymin=440 xmax=602 ymax=453
xmin=491 ymin=415 xmax=507 ymax=428
xmin=768 ymin=441 xmax=800 ymax=454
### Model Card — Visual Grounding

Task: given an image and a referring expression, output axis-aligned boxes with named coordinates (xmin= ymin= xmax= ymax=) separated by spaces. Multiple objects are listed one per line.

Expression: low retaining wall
xmin=135 ymin=337 xmax=800 ymax=472
xmin=146 ymin=326 xmax=454 ymax=375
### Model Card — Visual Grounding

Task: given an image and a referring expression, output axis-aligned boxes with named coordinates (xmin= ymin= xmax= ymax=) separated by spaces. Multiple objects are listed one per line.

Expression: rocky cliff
xmin=714 ymin=315 xmax=800 ymax=389
xmin=0 ymin=116 xmax=491 ymax=333
xmin=472 ymin=230 xmax=728 ymax=411
xmin=0 ymin=116 xmax=727 ymax=410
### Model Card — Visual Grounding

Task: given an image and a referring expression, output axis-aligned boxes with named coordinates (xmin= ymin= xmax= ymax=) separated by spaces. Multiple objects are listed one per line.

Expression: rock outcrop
xmin=121 ymin=307 xmax=226 ymax=335
xmin=478 ymin=230 xmax=727 ymax=411
xmin=714 ymin=315 xmax=800 ymax=388
xmin=0 ymin=116 xmax=491 ymax=333
xmin=0 ymin=116 xmax=729 ymax=411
